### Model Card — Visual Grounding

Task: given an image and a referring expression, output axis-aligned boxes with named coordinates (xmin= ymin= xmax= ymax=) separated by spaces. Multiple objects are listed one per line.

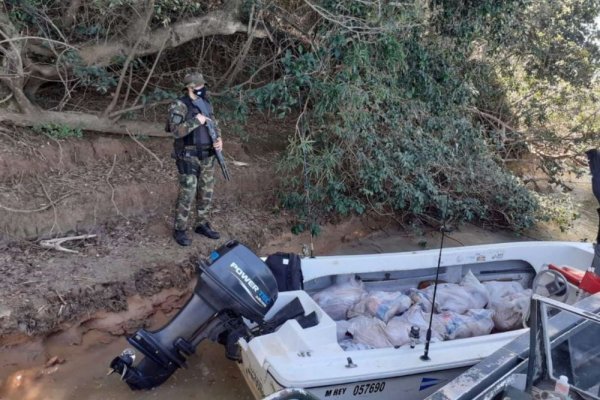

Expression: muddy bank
xmin=0 ymin=133 xmax=266 ymax=240
xmin=2 ymin=203 xmax=599 ymax=400
xmin=0 ymin=215 xmax=392 ymax=400
xmin=0 ymin=125 xmax=398 ymax=400
xmin=0 ymin=124 xmax=293 ymax=339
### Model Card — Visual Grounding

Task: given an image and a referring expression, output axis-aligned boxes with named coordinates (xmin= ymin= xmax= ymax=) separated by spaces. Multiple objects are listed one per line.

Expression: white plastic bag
xmin=460 ymin=270 xmax=489 ymax=309
xmin=421 ymin=283 xmax=476 ymax=314
xmin=393 ymin=305 xmax=444 ymax=342
xmin=385 ymin=317 xmax=413 ymax=347
xmin=336 ymin=320 xmax=351 ymax=341
xmin=312 ymin=279 xmax=366 ymax=320
xmin=339 ymin=339 xmax=375 ymax=351
xmin=484 ymin=281 xmax=531 ymax=331
xmin=347 ymin=291 xmax=412 ymax=322
xmin=484 ymin=281 xmax=525 ymax=299
xmin=437 ymin=309 xmax=495 ymax=340
xmin=347 ymin=316 xmax=393 ymax=348
xmin=408 ymin=289 xmax=433 ymax=313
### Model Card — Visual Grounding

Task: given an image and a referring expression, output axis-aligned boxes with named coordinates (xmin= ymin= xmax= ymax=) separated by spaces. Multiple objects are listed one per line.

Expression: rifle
xmin=191 ymin=97 xmax=231 ymax=181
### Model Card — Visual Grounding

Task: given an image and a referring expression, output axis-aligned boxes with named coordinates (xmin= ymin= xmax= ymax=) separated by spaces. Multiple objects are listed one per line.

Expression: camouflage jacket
xmin=166 ymin=97 xmax=221 ymax=140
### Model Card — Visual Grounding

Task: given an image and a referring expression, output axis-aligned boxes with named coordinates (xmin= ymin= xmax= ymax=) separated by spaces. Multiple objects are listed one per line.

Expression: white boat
xmin=108 ymin=149 xmax=600 ymax=398
xmin=238 ymin=241 xmax=595 ymax=400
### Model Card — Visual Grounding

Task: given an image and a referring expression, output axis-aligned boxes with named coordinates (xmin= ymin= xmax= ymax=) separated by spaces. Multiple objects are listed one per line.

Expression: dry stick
xmin=120 ymin=64 xmax=134 ymax=111
xmin=210 ymin=46 xmax=287 ymax=96
xmin=197 ymin=33 xmax=207 ymax=68
xmin=63 ymin=0 xmax=82 ymax=28
xmin=126 ymin=128 xmax=163 ymax=168
xmin=40 ymin=234 xmax=97 ymax=254
xmin=52 ymin=47 xmax=76 ymax=111
xmin=466 ymin=107 xmax=518 ymax=132
xmin=0 ymin=192 xmax=74 ymax=213
xmin=0 ymin=127 xmax=19 ymax=145
xmin=106 ymin=154 xmax=122 ymax=216
xmin=127 ymin=35 xmax=168 ymax=112
xmin=109 ymin=98 xmax=172 ymax=119
xmin=224 ymin=20 xmax=260 ymax=87
xmin=57 ymin=80 xmax=80 ymax=112
xmin=53 ymin=289 xmax=67 ymax=305
xmin=41 ymin=131 xmax=64 ymax=167
xmin=103 ymin=0 xmax=155 ymax=117
xmin=0 ymin=26 xmax=26 ymax=106
xmin=0 ymin=36 xmax=77 ymax=50
xmin=217 ymin=5 xmax=258 ymax=88
xmin=36 ymin=175 xmax=59 ymax=235
xmin=0 ymin=92 xmax=13 ymax=104
xmin=102 ymin=35 xmax=144 ymax=117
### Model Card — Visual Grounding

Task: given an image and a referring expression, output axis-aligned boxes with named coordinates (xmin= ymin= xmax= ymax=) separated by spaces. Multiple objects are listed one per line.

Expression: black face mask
xmin=193 ymin=87 xmax=206 ymax=98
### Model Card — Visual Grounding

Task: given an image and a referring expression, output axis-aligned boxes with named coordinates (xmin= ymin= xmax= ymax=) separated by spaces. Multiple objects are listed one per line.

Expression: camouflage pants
xmin=174 ymin=155 xmax=216 ymax=231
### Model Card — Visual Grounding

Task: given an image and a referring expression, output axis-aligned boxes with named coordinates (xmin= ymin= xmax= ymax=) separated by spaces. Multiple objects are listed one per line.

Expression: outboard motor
xmin=108 ymin=241 xmax=279 ymax=390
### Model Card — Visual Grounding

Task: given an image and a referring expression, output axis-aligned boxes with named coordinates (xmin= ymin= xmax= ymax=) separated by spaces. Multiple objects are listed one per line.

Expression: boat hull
xmin=238 ymin=242 xmax=594 ymax=399
xmin=240 ymin=362 xmax=468 ymax=400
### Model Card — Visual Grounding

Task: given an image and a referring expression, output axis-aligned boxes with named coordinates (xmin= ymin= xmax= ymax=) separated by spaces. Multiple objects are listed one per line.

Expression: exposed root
xmin=106 ymin=154 xmax=122 ymax=217
xmin=126 ymin=128 xmax=163 ymax=168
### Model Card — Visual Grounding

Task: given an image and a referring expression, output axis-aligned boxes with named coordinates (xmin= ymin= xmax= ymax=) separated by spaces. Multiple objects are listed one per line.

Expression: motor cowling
xmin=109 ymin=241 xmax=278 ymax=390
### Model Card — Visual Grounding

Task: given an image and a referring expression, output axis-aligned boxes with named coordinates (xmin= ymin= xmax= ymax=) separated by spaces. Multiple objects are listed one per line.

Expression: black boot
xmin=173 ymin=229 xmax=191 ymax=246
xmin=194 ymin=222 xmax=220 ymax=240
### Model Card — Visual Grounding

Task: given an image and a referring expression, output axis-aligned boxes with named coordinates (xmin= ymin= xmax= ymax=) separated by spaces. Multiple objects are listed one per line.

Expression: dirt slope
xmin=0 ymin=123 xmax=296 ymax=339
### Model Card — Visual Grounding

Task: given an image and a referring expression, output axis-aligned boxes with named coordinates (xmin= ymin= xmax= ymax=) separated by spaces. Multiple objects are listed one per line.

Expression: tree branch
xmin=108 ymin=98 xmax=172 ymax=119
xmin=0 ymin=10 xmax=33 ymax=113
xmin=78 ymin=6 xmax=266 ymax=67
xmin=103 ymin=0 xmax=155 ymax=117
xmin=62 ymin=0 xmax=82 ymax=28
xmin=126 ymin=36 xmax=168 ymax=114
xmin=466 ymin=107 xmax=519 ymax=133
xmin=219 ymin=6 xmax=261 ymax=88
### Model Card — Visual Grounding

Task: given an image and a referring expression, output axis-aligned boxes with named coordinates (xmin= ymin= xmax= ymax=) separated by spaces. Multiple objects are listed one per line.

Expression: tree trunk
xmin=79 ymin=6 xmax=262 ymax=66
xmin=0 ymin=110 xmax=169 ymax=137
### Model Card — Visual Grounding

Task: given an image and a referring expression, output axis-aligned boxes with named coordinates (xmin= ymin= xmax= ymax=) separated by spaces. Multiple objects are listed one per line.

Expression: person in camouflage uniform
xmin=167 ymin=72 xmax=223 ymax=246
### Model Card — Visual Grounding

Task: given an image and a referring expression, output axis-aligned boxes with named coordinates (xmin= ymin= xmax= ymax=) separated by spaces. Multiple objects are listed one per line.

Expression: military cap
xmin=183 ymin=72 xmax=206 ymax=88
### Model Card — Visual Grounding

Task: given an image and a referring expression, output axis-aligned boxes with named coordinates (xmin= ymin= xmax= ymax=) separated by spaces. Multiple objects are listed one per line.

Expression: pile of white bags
xmin=312 ymin=270 xmax=532 ymax=350
xmin=312 ymin=279 xmax=366 ymax=321
xmin=411 ymin=271 xmax=489 ymax=314
xmin=347 ymin=291 xmax=412 ymax=322
xmin=484 ymin=281 xmax=532 ymax=331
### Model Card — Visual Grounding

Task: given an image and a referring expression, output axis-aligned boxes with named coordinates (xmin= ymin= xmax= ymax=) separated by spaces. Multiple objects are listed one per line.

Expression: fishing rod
xmin=421 ymin=199 xmax=449 ymax=361
xmin=302 ymin=132 xmax=315 ymax=258
xmin=299 ymin=98 xmax=315 ymax=258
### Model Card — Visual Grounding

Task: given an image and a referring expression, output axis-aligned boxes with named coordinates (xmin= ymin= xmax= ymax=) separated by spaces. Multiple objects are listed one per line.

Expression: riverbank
xmin=0 ymin=126 xmax=597 ymax=399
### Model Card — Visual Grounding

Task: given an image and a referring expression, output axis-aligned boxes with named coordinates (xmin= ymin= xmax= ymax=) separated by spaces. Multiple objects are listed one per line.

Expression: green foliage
xmin=141 ymin=88 xmax=178 ymax=104
xmin=535 ymin=193 xmax=579 ymax=233
xmin=153 ymin=0 xmax=205 ymax=27
xmin=62 ymin=50 xmax=117 ymax=94
xmin=465 ymin=0 xmax=600 ymax=179
xmin=6 ymin=0 xmax=50 ymax=30
xmin=5 ymin=0 xmax=598 ymax=234
xmin=33 ymin=124 xmax=83 ymax=139
xmin=248 ymin=0 xmax=599 ymax=231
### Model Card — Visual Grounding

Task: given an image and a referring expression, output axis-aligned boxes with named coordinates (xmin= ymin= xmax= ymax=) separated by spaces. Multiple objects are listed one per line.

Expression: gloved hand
xmin=587 ymin=149 xmax=600 ymax=205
